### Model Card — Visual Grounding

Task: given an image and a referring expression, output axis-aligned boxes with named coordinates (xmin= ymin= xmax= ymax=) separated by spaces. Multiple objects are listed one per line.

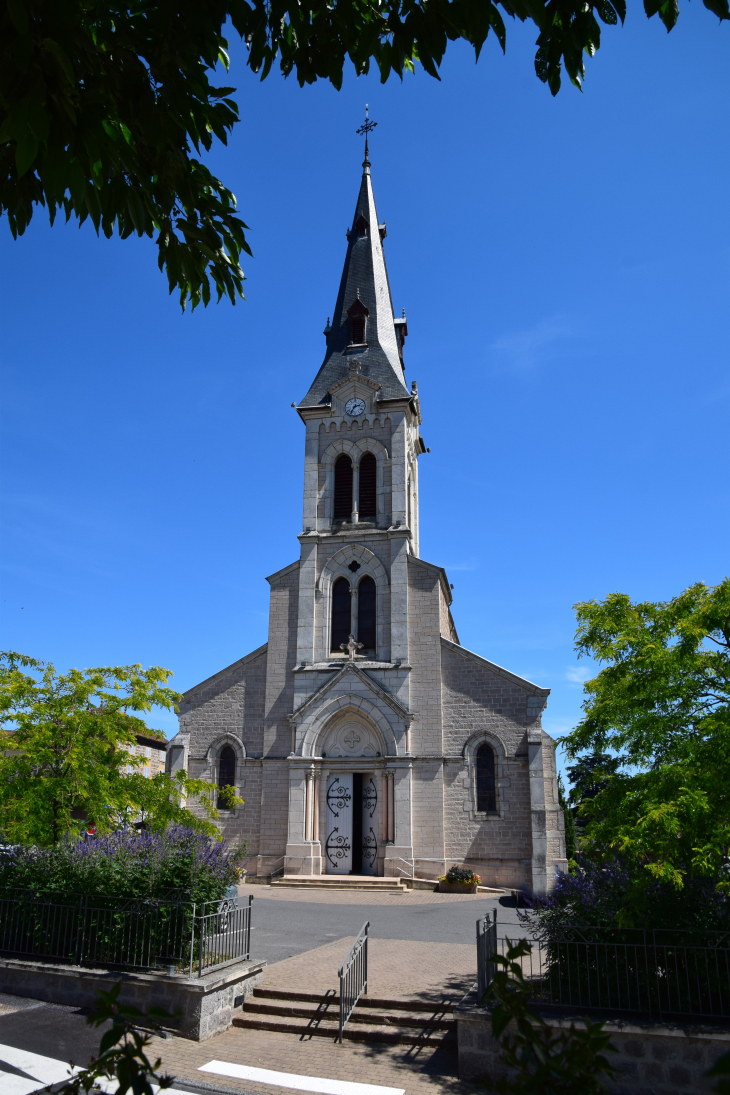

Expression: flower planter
xmin=438 ymin=881 xmax=478 ymax=894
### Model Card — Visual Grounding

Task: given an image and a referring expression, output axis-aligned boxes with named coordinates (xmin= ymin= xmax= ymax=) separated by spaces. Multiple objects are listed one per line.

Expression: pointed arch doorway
xmin=324 ymin=772 xmax=379 ymax=875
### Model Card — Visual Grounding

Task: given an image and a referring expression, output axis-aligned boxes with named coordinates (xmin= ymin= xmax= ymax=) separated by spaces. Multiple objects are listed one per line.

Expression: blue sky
xmin=1 ymin=8 xmax=728 ymax=774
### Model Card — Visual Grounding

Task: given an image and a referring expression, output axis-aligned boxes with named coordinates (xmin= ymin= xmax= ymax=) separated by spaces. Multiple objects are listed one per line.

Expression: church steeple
xmin=298 ymin=152 xmax=410 ymax=409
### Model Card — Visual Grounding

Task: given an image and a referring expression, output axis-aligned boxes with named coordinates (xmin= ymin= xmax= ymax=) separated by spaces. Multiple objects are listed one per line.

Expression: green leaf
xmin=15 ymin=128 xmax=39 ymax=177
xmin=6 ymin=0 xmax=29 ymax=35
xmin=41 ymin=38 xmax=77 ymax=86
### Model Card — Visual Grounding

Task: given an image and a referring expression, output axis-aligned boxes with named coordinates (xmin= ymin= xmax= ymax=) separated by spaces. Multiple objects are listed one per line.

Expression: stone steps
xmin=233 ymin=987 xmax=457 ymax=1047
xmin=270 ymin=875 xmax=406 ymax=892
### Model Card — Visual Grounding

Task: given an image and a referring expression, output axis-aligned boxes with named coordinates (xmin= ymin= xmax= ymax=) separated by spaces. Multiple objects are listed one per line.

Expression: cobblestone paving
xmin=151 ymin=1024 xmax=479 ymax=1095
xmin=262 ymin=937 xmax=476 ymax=1005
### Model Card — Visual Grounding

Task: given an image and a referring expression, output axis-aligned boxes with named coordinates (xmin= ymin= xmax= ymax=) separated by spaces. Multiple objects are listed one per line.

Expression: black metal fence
xmin=0 ymin=889 xmax=253 ymax=978
xmin=478 ymin=915 xmax=730 ymax=1022
xmin=339 ymin=921 xmax=369 ymax=1042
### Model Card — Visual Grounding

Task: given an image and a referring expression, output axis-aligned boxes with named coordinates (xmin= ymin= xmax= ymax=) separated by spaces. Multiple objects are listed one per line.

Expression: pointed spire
xmin=299 ymin=129 xmax=409 ymax=409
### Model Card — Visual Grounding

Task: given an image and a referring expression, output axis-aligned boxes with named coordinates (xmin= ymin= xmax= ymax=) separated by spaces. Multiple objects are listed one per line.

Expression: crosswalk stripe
xmin=199 ymin=1060 xmax=406 ymax=1095
xmin=0 ymin=1074 xmax=48 ymax=1095
xmin=0 ymin=1043 xmax=76 ymax=1085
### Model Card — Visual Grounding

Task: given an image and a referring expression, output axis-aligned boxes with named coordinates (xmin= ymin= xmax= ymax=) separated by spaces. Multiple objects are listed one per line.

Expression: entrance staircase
xmin=234 ymin=987 xmax=456 ymax=1047
xmin=270 ymin=875 xmax=408 ymax=892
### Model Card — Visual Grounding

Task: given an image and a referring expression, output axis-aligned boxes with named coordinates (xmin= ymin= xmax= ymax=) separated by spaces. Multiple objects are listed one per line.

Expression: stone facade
xmin=168 ymin=155 xmax=567 ymax=894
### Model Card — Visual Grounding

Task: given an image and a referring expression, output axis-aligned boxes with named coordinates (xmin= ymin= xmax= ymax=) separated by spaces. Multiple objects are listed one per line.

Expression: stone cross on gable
xmin=341 ymin=633 xmax=364 ymax=661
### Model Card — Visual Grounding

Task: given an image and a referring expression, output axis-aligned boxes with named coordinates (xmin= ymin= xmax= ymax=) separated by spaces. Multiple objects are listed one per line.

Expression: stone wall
xmin=0 ymin=957 xmax=265 ymax=1042
xmin=455 ymin=992 xmax=730 ymax=1095
xmin=440 ymin=640 xmax=549 ymax=889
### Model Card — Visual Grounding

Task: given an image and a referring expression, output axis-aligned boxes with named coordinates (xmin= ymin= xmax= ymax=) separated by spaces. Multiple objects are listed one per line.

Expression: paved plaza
xmin=0 ymin=888 xmax=524 ymax=1095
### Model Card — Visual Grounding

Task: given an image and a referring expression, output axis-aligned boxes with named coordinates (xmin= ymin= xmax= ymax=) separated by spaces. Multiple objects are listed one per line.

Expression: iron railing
xmin=0 ymin=889 xmax=253 ymax=979
xmin=477 ymin=909 xmax=498 ymax=999
xmin=476 ymin=914 xmax=730 ymax=1022
xmin=338 ymin=921 xmax=369 ymax=1042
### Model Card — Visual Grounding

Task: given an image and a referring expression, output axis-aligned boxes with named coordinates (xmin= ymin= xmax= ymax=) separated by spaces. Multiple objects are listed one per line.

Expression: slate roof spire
xmin=298 ymin=123 xmax=410 ymax=408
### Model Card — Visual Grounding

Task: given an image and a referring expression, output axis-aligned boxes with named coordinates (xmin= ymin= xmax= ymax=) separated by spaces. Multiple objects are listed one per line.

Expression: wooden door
xmin=325 ymin=774 xmax=353 ymax=874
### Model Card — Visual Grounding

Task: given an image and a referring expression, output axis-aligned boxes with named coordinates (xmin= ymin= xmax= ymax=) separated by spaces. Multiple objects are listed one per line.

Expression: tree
xmin=2 ymin=1 xmax=728 ymax=310
xmin=557 ymin=773 xmax=577 ymax=863
xmin=0 ymin=651 xmax=239 ymax=846
xmin=561 ymin=579 xmax=730 ymax=891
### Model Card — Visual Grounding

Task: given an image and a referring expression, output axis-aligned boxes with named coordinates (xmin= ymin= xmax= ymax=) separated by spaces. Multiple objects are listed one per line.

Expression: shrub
xmin=0 ymin=826 xmax=247 ymax=905
xmin=441 ymin=865 xmax=482 ymax=885
xmin=521 ymin=858 xmax=730 ymax=936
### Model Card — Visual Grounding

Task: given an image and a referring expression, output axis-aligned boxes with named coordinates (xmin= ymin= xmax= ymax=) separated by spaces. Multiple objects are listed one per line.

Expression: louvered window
xmin=333 ymin=454 xmax=353 ymax=519
xmin=331 ymin=577 xmax=351 ymax=652
xmin=357 ymin=576 xmax=376 ymax=651
xmin=350 ymin=315 xmax=366 ymax=345
xmin=358 ymin=453 xmax=377 ymax=518
xmin=217 ymin=745 xmax=236 ymax=809
xmin=476 ymin=743 xmax=497 ymax=813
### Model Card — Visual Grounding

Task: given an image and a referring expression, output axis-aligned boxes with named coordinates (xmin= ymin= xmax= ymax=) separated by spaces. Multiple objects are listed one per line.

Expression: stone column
xmin=351 ymin=460 xmax=359 ymax=524
xmin=528 ymin=728 xmax=548 ymax=895
xmin=383 ymin=764 xmax=413 ymax=877
xmin=350 ymin=584 xmax=359 ymax=642
xmin=304 ymin=770 xmax=314 ymax=841
xmin=285 ymin=764 xmax=322 ymax=876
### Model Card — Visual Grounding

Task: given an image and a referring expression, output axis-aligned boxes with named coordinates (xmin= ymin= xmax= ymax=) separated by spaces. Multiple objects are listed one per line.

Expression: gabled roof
xmin=298 ymin=161 xmax=411 ymax=408
xmin=289 ymin=660 xmax=414 ymax=724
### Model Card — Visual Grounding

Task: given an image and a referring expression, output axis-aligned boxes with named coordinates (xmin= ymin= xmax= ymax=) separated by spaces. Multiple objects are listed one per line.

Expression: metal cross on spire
xmin=356 ymin=104 xmax=378 ymax=166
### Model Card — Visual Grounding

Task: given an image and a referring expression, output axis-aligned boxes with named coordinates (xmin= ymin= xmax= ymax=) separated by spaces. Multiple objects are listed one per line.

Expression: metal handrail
xmin=477 ymin=910 xmax=498 ymax=1000
xmin=268 ymin=856 xmax=286 ymax=881
xmin=338 ymin=921 xmax=369 ymax=1042
xmin=389 ymin=857 xmax=415 ymax=878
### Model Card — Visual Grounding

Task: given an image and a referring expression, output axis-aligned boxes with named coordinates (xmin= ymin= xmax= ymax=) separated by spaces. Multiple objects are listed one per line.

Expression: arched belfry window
xmin=217 ymin=745 xmax=236 ymax=809
xmin=476 ymin=743 xmax=497 ymax=813
xmin=358 ymin=453 xmax=376 ymax=519
xmin=357 ymin=576 xmax=376 ymax=652
xmin=331 ymin=577 xmax=351 ymax=653
xmin=333 ymin=454 xmax=353 ymax=520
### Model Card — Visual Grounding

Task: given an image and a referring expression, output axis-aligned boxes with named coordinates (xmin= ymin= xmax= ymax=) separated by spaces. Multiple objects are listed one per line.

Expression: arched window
xmin=331 ymin=577 xmax=351 ymax=652
xmin=333 ymin=454 xmax=353 ymax=520
xmin=357 ymin=576 xmax=376 ymax=652
xmin=217 ymin=745 xmax=236 ymax=809
xmin=476 ymin=743 xmax=497 ymax=813
xmin=358 ymin=453 xmax=377 ymax=518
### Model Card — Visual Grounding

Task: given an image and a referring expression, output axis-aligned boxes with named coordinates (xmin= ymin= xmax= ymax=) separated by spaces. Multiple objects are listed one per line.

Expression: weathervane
xmin=356 ymin=105 xmax=378 ymax=165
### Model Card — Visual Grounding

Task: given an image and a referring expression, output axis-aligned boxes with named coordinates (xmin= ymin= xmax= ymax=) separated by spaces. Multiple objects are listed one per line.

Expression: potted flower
xmin=438 ymin=866 xmax=481 ymax=894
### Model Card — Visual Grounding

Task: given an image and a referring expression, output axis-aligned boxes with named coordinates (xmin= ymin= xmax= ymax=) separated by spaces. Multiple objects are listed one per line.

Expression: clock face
xmin=345 ymin=398 xmax=366 ymax=416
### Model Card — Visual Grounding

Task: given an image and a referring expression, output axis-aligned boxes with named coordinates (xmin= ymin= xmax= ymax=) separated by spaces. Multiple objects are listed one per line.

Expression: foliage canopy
xmin=2 ymin=0 xmax=728 ymax=308
xmin=561 ymin=579 xmax=730 ymax=892
xmin=0 ymin=651 xmax=241 ymax=846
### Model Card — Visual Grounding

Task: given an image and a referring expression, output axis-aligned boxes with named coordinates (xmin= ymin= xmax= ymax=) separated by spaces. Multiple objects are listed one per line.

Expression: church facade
xmin=166 ymin=151 xmax=567 ymax=894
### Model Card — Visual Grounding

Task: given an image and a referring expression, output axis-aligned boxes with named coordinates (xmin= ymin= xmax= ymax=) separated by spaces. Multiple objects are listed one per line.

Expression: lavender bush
xmin=0 ymin=826 xmax=247 ymax=904
xmin=521 ymin=858 xmax=730 ymax=938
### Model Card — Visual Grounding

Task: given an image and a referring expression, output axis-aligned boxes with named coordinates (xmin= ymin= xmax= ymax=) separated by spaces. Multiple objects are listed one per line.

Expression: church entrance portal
xmin=325 ymin=773 xmax=378 ymax=875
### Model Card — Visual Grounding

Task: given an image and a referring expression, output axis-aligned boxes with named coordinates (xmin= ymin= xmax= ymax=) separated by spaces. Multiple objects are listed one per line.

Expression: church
xmin=166 ymin=141 xmax=567 ymax=895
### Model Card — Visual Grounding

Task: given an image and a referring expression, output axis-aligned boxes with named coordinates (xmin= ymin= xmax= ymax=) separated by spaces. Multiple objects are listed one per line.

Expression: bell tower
xmin=293 ymin=138 xmax=427 ymax=673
